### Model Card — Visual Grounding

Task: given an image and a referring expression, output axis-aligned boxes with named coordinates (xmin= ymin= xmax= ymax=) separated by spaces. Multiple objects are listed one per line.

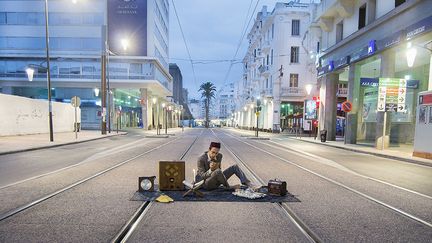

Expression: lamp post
xmin=44 ymin=0 xmax=54 ymax=142
xmin=256 ymin=97 xmax=261 ymax=137
xmin=162 ymin=103 xmax=166 ymax=134
xmin=152 ymin=97 xmax=157 ymax=130
xmin=168 ymin=105 xmax=172 ymax=129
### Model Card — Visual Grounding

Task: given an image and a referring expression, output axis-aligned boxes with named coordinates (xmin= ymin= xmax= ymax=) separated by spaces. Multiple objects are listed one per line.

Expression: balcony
xmin=258 ymin=65 xmax=270 ymax=77
xmin=260 ymin=88 xmax=273 ymax=98
xmin=316 ymin=0 xmax=355 ymax=32
xmin=280 ymin=87 xmax=305 ymax=97
xmin=261 ymin=40 xmax=271 ymax=53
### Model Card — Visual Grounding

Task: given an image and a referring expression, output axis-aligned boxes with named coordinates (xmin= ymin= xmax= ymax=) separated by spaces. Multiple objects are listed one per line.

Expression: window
xmin=292 ymin=20 xmax=300 ymax=36
xmin=271 ymin=49 xmax=274 ymax=65
xmin=130 ymin=63 xmax=142 ymax=74
xmin=336 ymin=21 xmax=343 ymax=43
xmin=367 ymin=0 xmax=376 ymax=24
xmin=0 ymin=12 xmax=5 ymax=24
xmin=395 ymin=0 xmax=406 ymax=7
xmin=290 ymin=46 xmax=299 ymax=63
xmin=271 ymin=23 xmax=274 ymax=39
xmin=270 ymin=75 xmax=273 ymax=88
xmin=316 ymin=42 xmax=320 ymax=53
xmin=266 ymin=54 xmax=269 ymax=65
xmin=289 ymin=74 xmax=298 ymax=87
xmin=358 ymin=4 xmax=366 ymax=29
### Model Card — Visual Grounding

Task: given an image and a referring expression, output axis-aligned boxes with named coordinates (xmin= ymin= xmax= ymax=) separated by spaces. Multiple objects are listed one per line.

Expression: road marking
xmin=223 ymin=131 xmax=432 ymax=228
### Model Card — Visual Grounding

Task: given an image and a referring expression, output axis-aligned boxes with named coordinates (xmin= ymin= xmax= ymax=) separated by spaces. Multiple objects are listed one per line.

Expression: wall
xmin=0 ymin=93 xmax=81 ymax=136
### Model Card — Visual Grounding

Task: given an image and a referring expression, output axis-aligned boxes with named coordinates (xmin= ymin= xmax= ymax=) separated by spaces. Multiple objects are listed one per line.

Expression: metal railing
xmin=281 ymin=87 xmax=305 ymax=97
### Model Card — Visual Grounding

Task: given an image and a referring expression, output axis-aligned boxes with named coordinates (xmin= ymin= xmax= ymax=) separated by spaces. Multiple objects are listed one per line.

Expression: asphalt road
xmin=0 ymin=128 xmax=431 ymax=242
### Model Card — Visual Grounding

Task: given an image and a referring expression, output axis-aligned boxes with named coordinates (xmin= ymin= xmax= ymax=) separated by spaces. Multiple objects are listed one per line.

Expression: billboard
xmin=108 ymin=0 xmax=147 ymax=56
xmin=304 ymin=100 xmax=317 ymax=120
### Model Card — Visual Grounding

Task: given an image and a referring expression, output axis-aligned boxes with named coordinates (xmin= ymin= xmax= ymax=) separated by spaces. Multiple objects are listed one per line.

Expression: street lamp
xmin=121 ymin=38 xmax=130 ymax=52
xmin=26 ymin=68 xmax=35 ymax=81
xmin=256 ymin=97 xmax=261 ymax=137
xmin=179 ymin=105 xmax=183 ymax=131
xmin=162 ymin=103 xmax=167 ymax=134
xmin=168 ymin=105 xmax=173 ymax=129
xmin=152 ymin=97 xmax=157 ymax=131
xmin=44 ymin=0 xmax=54 ymax=142
xmin=305 ymin=84 xmax=313 ymax=95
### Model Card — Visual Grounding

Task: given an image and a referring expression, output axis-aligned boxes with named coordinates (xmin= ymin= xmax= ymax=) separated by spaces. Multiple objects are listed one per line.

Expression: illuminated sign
xmin=108 ymin=0 xmax=147 ymax=56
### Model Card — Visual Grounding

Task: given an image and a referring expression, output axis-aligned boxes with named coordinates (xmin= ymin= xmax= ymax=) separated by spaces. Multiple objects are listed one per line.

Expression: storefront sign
xmin=350 ymin=46 xmax=369 ymax=63
xmin=406 ymin=15 xmax=432 ymax=40
xmin=378 ymin=30 xmax=404 ymax=49
xmin=368 ymin=40 xmax=376 ymax=55
xmin=328 ymin=61 xmax=334 ymax=71
xmin=360 ymin=78 xmax=379 ymax=87
xmin=361 ymin=78 xmax=419 ymax=88
xmin=334 ymin=56 xmax=350 ymax=69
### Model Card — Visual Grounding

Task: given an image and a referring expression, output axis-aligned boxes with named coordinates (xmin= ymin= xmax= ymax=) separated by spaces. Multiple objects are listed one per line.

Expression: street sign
xmin=71 ymin=96 xmax=81 ymax=107
xmin=377 ymin=87 xmax=386 ymax=112
xmin=378 ymin=78 xmax=407 ymax=112
xmin=341 ymin=101 xmax=353 ymax=112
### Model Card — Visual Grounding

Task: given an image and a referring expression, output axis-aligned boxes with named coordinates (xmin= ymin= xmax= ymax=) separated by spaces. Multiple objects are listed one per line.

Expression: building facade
xmin=234 ymin=2 xmax=319 ymax=132
xmin=0 ymin=0 xmax=173 ymax=131
xmin=215 ymin=83 xmax=235 ymax=126
xmin=315 ymin=0 xmax=432 ymax=150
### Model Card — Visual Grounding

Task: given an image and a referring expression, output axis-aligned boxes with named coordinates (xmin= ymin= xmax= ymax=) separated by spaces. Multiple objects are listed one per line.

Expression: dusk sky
xmin=169 ymin=0 xmax=280 ymax=100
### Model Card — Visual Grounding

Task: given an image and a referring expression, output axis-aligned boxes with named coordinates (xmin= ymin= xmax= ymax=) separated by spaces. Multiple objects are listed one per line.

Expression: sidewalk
xmin=226 ymin=128 xmax=432 ymax=167
xmin=0 ymin=130 xmax=127 ymax=155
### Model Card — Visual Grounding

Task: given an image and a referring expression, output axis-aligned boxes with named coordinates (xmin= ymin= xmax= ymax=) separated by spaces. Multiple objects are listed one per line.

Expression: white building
xmin=189 ymin=98 xmax=203 ymax=121
xmin=235 ymin=1 xmax=319 ymax=132
xmin=215 ymin=83 xmax=235 ymax=125
xmin=0 ymin=0 xmax=172 ymax=131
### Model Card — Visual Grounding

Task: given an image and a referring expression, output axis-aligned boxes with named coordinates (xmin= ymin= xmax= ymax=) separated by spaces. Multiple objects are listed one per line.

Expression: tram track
xmin=0 ymin=136 xmax=183 ymax=222
xmin=211 ymin=129 xmax=321 ymax=243
xmin=218 ymin=129 xmax=432 ymax=229
xmin=111 ymin=130 xmax=203 ymax=243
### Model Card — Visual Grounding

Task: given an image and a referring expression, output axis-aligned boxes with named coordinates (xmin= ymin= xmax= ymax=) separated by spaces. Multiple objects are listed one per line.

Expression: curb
xmin=0 ymin=132 xmax=128 ymax=156
xmin=286 ymin=137 xmax=432 ymax=168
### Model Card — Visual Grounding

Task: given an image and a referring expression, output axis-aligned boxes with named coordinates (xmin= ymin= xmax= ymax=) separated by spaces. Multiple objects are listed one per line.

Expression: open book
xmin=182 ymin=180 xmax=204 ymax=189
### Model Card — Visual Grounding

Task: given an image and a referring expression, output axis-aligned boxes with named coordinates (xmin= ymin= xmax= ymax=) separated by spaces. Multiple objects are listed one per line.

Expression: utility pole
xmin=101 ymin=26 xmax=107 ymax=135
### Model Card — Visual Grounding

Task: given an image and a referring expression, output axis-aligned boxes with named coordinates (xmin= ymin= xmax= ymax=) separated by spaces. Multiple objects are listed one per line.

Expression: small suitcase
xmin=268 ymin=179 xmax=287 ymax=196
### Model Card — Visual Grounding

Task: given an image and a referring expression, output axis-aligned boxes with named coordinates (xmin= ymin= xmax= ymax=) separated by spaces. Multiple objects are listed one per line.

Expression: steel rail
xmin=111 ymin=130 xmax=204 ymax=243
xmin=265 ymin=139 xmax=432 ymax=200
xmin=0 ymin=137 xmax=154 ymax=190
xmin=0 ymin=136 xmax=181 ymax=222
xmin=222 ymin=130 xmax=432 ymax=229
xmin=211 ymin=129 xmax=321 ymax=243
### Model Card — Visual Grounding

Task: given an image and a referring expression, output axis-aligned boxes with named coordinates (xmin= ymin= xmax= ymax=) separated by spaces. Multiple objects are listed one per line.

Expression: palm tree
xmin=198 ymin=82 xmax=216 ymax=128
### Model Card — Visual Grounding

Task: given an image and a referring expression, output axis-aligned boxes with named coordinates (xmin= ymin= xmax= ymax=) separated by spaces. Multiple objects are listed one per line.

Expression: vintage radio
xmin=268 ymin=179 xmax=287 ymax=196
xmin=159 ymin=161 xmax=185 ymax=191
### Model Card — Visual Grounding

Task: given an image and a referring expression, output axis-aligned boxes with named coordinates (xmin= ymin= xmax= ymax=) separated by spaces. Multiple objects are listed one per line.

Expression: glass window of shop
xmin=354 ymin=33 xmax=431 ymax=146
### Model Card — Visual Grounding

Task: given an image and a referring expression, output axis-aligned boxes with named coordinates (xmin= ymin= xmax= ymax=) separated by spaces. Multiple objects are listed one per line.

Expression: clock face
xmin=140 ymin=179 xmax=152 ymax=191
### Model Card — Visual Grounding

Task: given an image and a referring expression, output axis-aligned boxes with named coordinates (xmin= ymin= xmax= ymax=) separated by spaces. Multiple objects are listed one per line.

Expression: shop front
xmin=317 ymin=13 xmax=432 ymax=150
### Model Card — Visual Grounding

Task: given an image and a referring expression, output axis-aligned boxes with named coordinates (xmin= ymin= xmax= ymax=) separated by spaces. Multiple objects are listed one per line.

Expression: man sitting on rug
xmin=196 ymin=141 xmax=255 ymax=190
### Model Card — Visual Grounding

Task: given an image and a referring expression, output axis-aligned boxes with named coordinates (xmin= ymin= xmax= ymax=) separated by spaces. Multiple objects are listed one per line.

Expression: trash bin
xmin=320 ymin=130 xmax=327 ymax=142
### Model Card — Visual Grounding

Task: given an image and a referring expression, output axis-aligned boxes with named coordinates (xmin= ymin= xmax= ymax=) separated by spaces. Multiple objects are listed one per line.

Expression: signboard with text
xmin=378 ymin=78 xmax=407 ymax=112
xmin=108 ymin=0 xmax=148 ymax=56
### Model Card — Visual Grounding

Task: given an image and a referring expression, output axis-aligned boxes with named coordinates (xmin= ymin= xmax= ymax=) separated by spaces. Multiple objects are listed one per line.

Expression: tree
xmin=198 ymin=82 xmax=216 ymax=128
